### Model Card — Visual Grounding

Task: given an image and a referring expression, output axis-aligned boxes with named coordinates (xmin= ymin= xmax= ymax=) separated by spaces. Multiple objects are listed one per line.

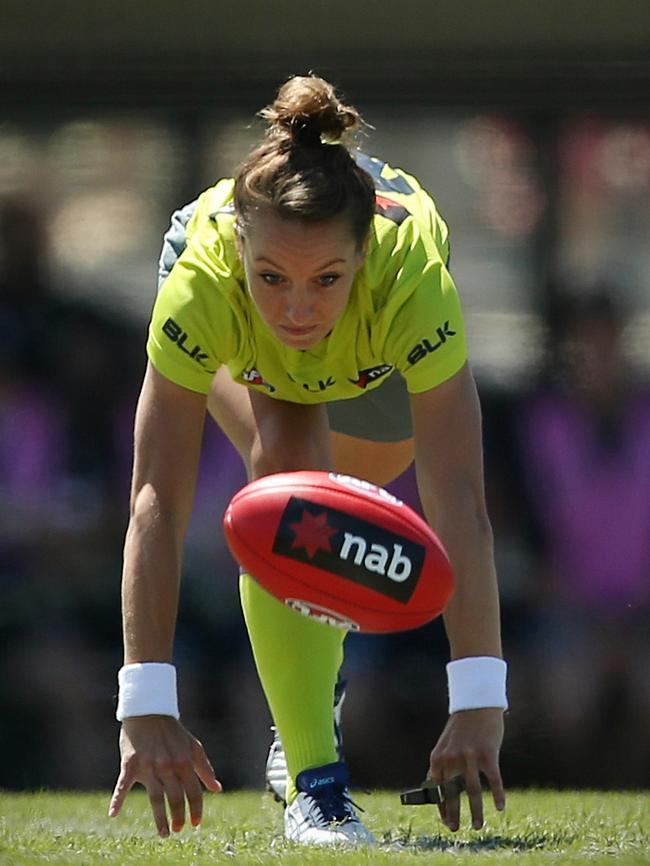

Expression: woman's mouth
xmin=279 ymin=325 xmax=319 ymax=337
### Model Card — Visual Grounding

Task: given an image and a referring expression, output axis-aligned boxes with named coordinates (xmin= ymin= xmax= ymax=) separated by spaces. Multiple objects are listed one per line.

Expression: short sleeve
xmin=385 ymin=257 xmax=467 ymax=393
xmin=146 ymin=255 xmax=237 ymax=394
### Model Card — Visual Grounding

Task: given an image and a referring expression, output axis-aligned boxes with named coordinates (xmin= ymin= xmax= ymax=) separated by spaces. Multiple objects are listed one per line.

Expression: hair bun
xmin=260 ymin=74 xmax=361 ymax=147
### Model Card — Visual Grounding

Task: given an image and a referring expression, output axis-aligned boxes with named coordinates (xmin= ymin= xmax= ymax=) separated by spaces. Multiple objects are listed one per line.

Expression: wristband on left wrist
xmin=446 ymin=656 xmax=508 ymax=714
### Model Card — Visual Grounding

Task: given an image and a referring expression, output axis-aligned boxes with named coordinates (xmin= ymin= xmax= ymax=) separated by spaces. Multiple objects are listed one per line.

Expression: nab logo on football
xmin=272 ymin=497 xmax=425 ymax=604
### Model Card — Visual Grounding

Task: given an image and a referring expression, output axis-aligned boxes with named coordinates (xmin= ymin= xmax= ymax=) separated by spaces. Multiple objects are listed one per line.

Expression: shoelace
xmin=304 ymin=784 xmax=365 ymax=826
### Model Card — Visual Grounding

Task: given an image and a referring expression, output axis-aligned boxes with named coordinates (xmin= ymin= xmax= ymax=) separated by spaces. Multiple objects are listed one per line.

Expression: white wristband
xmin=447 ymin=656 xmax=508 ymax=714
xmin=116 ymin=662 xmax=180 ymax=721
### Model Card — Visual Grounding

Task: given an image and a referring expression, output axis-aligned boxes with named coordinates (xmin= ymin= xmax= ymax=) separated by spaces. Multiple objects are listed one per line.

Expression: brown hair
xmin=234 ymin=75 xmax=375 ymax=247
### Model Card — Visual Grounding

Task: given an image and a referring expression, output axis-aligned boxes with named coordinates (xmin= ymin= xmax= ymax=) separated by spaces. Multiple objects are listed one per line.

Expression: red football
xmin=223 ymin=471 xmax=454 ymax=633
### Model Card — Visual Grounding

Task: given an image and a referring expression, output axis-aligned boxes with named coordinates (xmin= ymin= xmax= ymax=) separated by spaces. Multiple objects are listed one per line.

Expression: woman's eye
xmin=260 ymin=272 xmax=283 ymax=286
xmin=318 ymin=273 xmax=341 ymax=287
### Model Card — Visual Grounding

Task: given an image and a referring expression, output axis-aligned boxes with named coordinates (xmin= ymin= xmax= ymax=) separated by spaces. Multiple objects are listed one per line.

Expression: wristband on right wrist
xmin=446 ymin=656 xmax=508 ymax=714
xmin=116 ymin=662 xmax=180 ymax=722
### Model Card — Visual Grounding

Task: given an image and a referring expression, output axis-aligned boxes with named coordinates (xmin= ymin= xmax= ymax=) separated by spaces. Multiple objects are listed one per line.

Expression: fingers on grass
xmin=157 ymin=772 xmax=186 ymax=833
xmin=429 ymin=767 xmax=460 ymax=831
xmin=108 ymin=767 xmax=135 ymax=817
xmin=181 ymin=771 xmax=204 ymax=827
xmin=484 ymin=764 xmax=506 ymax=812
xmin=464 ymin=768 xmax=484 ymax=830
xmin=442 ymin=783 xmax=461 ymax=832
xmin=147 ymin=781 xmax=170 ymax=838
xmin=193 ymin=742 xmax=222 ymax=793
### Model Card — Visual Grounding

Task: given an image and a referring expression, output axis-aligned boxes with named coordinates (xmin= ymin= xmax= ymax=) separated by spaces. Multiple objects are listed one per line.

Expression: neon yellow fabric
xmin=147 ymin=153 xmax=467 ymax=401
xmin=239 ymin=572 xmax=345 ymax=803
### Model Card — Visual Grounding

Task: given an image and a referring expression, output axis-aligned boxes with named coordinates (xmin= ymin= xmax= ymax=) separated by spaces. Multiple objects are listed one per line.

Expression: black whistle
xmin=400 ymin=775 xmax=465 ymax=806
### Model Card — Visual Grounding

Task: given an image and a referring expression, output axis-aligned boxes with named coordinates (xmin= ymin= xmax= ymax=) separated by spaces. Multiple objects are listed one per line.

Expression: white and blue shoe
xmin=265 ymin=676 xmax=347 ymax=805
xmin=284 ymin=760 xmax=374 ymax=846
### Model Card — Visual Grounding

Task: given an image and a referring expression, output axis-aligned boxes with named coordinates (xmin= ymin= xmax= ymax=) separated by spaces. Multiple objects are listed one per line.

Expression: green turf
xmin=0 ymin=789 xmax=648 ymax=865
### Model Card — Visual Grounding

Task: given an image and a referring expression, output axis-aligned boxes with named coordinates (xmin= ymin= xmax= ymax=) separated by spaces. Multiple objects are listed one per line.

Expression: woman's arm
xmin=122 ymin=362 xmax=207 ymax=662
xmin=109 ymin=363 xmax=221 ymax=836
xmin=410 ymin=361 xmax=506 ymax=831
xmin=411 ymin=362 xmax=501 ymax=659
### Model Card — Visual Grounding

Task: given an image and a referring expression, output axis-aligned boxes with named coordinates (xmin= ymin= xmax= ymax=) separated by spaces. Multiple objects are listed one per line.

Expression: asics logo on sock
xmin=309 ymin=776 xmax=335 ymax=789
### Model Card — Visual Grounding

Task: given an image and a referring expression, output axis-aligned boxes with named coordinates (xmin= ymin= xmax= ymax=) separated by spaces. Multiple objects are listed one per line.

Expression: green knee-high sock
xmin=239 ymin=573 xmax=345 ymax=802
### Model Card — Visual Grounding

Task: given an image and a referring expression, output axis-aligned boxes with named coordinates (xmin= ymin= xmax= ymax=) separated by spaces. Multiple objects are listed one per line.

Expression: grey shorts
xmin=325 ymin=372 xmax=412 ymax=442
xmin=158 ymin=204 xmax=413 ymax=443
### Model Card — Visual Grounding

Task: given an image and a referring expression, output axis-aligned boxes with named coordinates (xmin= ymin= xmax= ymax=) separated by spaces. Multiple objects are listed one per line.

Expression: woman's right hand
xmin=108 ymin=716 xmax=222 ymax=837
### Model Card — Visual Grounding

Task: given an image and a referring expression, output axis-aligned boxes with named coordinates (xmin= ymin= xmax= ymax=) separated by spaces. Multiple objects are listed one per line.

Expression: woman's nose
xmin=285 ymin=289 xmax=314 ymax=323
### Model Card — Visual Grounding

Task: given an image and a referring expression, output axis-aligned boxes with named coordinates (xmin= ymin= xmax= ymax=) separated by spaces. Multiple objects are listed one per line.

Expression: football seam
xmin=230 ymin=483 xmax=439 ymax=551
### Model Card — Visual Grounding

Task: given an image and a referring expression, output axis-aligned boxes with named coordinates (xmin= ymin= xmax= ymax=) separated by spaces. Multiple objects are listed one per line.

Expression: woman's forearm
xmin=420 ymin=484 xmax=503 ymax=661
xmin=121 ymin=487 xmax=186 ymax=664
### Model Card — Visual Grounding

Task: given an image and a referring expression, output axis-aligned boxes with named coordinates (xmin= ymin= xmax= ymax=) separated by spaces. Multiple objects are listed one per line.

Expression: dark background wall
xmin=2 ymin=1 xmax=650 ymax=108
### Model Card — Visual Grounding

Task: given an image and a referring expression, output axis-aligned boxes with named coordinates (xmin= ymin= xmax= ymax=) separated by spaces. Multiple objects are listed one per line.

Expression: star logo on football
xmin=289 ymin=509 xmax=339 ymax=559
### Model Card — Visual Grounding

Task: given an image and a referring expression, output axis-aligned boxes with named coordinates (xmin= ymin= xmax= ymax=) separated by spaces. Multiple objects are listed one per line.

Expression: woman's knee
xmin=249 ymin=408 xmax=332 ymax=479
xmin=330 ymin=432 xmax=414 ymax=486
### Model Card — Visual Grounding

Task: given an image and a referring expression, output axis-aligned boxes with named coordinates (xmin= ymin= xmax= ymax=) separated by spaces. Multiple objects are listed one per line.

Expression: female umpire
xmin=108 ymin=74 xmax=507 ymax=846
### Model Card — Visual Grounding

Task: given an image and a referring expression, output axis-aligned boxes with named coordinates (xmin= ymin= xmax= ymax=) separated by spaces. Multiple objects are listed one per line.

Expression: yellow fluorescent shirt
xmin=147 ymin=152 xmax=467 ymax=403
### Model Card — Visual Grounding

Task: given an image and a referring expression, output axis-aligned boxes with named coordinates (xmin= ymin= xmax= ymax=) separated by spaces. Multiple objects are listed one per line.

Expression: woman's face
xmin=238 ymin=209 xmax=366 ymax=350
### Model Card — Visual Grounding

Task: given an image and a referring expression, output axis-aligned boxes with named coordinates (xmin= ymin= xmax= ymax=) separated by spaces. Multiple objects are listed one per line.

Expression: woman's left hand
xmin=428 ymin=707 xmax=505 ymax=831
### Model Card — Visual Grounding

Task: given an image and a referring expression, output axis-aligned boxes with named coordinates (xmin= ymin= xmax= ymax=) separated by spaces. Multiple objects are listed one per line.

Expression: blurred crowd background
xmin=1 ymin=1 xmax=649 ymax=794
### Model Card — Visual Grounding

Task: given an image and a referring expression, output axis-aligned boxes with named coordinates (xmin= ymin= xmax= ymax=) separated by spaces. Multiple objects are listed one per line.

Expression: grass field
xmin=0 ymin=788 xmax=648 ymax=865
